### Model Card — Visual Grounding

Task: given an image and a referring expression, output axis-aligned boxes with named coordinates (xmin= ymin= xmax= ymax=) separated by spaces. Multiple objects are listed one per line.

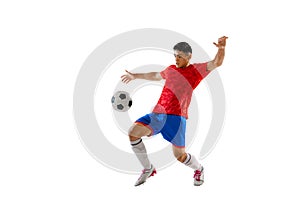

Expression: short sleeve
xmin=160 ymin=65 xmax=172 ymax=79
xmin=194 ymin=62 xmax=210 ymax=79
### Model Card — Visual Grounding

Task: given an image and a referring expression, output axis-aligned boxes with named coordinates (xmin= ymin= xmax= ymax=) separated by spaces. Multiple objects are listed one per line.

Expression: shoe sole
xmin=194 ymin=180 xmax=204 ymax=186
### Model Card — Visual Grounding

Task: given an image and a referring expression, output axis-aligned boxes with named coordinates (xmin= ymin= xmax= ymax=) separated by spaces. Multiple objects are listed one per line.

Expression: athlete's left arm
xmin=207 ymin=36 xmax=228 ymax=71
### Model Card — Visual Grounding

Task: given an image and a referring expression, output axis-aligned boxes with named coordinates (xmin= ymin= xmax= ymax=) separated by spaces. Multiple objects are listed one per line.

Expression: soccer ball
xmin=111 ymin=91 xmax=133 ymax=112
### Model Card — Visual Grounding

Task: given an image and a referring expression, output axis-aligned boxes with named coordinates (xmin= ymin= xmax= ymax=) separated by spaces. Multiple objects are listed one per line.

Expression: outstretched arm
xmin=207 ymin=36 xmax=228 ymax=71
xmin=121 ymin=70 xmax=162 ymax=84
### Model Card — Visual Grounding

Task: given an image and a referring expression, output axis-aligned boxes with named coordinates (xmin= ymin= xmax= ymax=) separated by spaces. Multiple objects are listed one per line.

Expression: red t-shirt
xmin=152 ymin=63 xmax=210 ymax=118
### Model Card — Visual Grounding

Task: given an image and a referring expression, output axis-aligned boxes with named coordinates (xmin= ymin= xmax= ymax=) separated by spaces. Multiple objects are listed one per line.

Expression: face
xmin=174 ymin=50 xmax=191 ymax=68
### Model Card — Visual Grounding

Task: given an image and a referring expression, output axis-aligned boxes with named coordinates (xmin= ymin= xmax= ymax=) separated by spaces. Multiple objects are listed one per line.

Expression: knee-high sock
xmin=131 ymin=139 xmax=151 ymax=169
xmin=183 ymin=153 xmax=201 ymax=170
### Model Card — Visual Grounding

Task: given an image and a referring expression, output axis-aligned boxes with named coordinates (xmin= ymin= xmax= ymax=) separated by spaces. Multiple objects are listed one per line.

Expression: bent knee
xmin=174 ymin=152 xmax=187 ymax=163
xmin=129 ymin=135 xmax=140 ymax=141
xmin=128 ymin=123 xmax=151 ymax=141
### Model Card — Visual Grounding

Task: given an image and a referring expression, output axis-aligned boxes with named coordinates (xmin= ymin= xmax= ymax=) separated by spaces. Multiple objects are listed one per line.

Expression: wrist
xmin=133 ymin=74 xmax=138 ymax=79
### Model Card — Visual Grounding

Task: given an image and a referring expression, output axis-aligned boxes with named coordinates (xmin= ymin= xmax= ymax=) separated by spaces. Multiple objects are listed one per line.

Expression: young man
xmin=121 ymin=36 xmax=228 ymax=186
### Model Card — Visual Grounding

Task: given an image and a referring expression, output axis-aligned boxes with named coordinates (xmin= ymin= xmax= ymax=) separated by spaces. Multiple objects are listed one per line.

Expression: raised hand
xmin=213 ymin=36 xmax=228 ymax=49
xmin=121 ymin=70 xmax=135 ymax=84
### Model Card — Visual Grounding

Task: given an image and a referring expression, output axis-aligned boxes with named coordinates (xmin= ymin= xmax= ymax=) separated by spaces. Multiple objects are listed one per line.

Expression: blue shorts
xmin=135 ymin=113 xmax=186 ymax=147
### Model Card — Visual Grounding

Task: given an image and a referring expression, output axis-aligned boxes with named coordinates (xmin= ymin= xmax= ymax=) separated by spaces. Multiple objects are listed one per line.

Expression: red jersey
xmin=152 ymin=63 xmax=210 ymax=118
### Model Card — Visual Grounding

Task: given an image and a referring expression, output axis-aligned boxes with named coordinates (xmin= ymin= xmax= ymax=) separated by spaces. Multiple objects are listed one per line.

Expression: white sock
xmin=183 ymin=153 xmax=201 ymax=170
xmin=131 ymin=139 xmax=151 ymax=169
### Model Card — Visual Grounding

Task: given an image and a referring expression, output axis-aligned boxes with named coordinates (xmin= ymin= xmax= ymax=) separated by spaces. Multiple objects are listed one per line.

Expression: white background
xmin=1 ymin=0 xmax=299 ymax=199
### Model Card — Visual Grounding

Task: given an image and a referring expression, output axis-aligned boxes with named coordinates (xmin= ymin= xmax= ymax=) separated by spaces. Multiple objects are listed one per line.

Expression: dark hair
xmin=173 ymin=42 xmax=192 ymax=54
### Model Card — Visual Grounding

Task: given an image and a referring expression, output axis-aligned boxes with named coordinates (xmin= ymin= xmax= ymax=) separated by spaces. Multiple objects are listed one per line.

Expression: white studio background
xmin=0 ymin=0 xmax=299 ymax=200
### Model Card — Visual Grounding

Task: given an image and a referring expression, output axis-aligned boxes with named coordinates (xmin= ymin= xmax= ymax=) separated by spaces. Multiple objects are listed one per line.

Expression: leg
xmin=172 ymin=145 xmax=187 ymax=162
xmin=129 ymin=123 xmax=152 ymax=169
xmin=172 ymin=145 xmax=204 ymax=186
xmin=172 ymin=145 xmax=201 ymax=170
xmin=129 ymin=123 xmax=156 ymax=186
xmin=128 ymin=123 xmax=151 ymax=141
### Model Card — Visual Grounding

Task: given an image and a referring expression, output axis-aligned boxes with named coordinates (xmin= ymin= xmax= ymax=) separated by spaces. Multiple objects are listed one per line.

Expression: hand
xmin=213 ymin=36 xmax=228 ymax=49
xmin=121 ymin=70 xmax=135 ymax=84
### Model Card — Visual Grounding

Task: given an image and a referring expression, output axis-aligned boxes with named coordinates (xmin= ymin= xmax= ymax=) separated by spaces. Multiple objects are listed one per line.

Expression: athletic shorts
xmin=135 ymin=113 xmax=186 ymax=147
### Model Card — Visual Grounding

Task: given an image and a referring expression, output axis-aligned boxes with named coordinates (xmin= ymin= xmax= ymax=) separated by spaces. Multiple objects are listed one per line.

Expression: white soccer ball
xmin=111 ymin=91 xmax=133 ymax=112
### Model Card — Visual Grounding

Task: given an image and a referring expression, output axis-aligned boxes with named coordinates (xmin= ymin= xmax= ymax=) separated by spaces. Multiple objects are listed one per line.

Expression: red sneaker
xmin=194 ymin=166 xmax=204 ymax=186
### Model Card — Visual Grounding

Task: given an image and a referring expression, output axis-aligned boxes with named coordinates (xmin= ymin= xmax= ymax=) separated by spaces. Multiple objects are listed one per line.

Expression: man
xmin=121 ymin=36 xmax=228 ymax=186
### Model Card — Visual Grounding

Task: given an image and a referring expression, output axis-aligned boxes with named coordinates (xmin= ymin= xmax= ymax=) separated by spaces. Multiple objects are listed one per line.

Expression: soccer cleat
xmin=193 ymin=166 xmax=204 ymax=186
xmin=134 ymin=165 xmax=156 ymax=186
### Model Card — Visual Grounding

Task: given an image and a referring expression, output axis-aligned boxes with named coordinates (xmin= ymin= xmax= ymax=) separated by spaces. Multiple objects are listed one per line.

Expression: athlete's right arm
xmin=121 ymin=70 xmax=162 ymax=84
